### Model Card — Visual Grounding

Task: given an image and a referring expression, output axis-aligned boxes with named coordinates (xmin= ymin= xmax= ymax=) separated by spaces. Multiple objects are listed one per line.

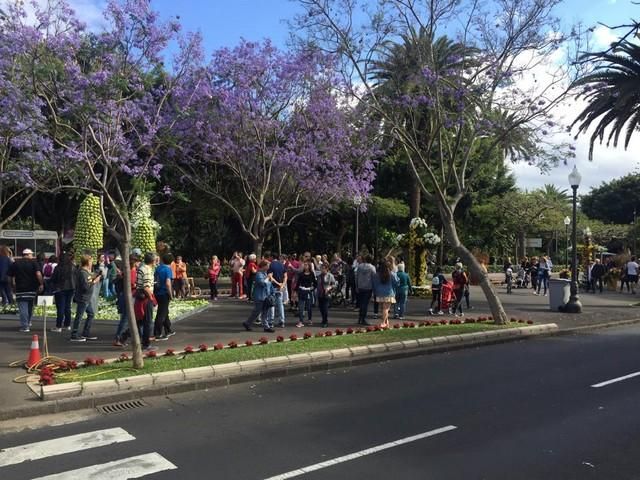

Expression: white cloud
xmin=1 ymin=0 xmax=106 ymax=31
xmin=593 ymin=25 xmax=618 ymax=48
xmin=510 ymin=130 xmax=639 ymax=192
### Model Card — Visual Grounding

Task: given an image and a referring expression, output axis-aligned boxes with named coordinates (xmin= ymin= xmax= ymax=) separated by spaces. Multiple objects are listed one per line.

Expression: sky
xmin=42 ymin=0 xmax=640 ymax=193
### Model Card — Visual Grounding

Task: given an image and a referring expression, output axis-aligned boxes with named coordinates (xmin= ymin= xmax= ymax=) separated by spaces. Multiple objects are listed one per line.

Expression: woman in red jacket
xmin=208 ymin=255 xmax=221 ymax=301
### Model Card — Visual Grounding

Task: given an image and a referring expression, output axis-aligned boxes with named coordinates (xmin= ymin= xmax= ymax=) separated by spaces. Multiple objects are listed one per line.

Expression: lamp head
xmin=568 ymin=165 xmax=581 ymax=188
xmin=564 ymin=216 xmax=571 ymax=226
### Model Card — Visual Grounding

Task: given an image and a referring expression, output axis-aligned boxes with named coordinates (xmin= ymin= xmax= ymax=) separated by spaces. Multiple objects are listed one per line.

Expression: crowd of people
xmin=3 ymin=243 xmax=639 ymax=348
xmin=0 ymin=245 xmax=191 ymax=352
xmin=227 ymin=251 xmax=435 ymax=332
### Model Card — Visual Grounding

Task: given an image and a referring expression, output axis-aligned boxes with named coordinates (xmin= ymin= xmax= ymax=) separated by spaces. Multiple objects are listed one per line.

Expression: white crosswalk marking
xmin=31 ymin=452 xmax=178 ymax=480
xmin=0 ymin=427 xmax=135 ymax=468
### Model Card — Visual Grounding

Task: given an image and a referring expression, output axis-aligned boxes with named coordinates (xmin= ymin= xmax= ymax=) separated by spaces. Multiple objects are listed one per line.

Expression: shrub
xmin=335 ymin=328 xmax=344 ymax=335
xmin=259 ymin=337 xmax=269 ymax=345
xmin=289 ymin=334 xmax=298 ymax=341
xmin=165 ymin=348 xmax=175 ymax=356
xmin=145 ymin=350 xmax=157 ymax=358
xmin=276 ymin=336 xmax=284 ymax=342
xmin=303 ymin=332 xmax=312 ymax=339
xmin=228 ymin=341 xmax=238 ymax=349
xmin=198 ymin=343 xmax=208 ymax=352
xmin=184 ymin=345 xmax=194 ymax=354
xmin=245 ymin=339 xmax=253 ymax=347
xmin=214 ymin=343 xmax=224 ymax=350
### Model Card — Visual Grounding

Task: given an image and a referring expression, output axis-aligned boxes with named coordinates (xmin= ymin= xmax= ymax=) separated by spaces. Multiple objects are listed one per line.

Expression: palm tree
xmin=539 ymin=184 xmax=571 ymax=207
xmin=370 ymin=28 xmax=474 ymax=218
xmin=572 ymin=34 xmax=640 ymax=160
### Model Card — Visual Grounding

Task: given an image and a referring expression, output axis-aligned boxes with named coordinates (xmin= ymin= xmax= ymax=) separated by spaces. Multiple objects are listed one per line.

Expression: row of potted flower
xmin=39 ymin=317 xmax=534 ymax=385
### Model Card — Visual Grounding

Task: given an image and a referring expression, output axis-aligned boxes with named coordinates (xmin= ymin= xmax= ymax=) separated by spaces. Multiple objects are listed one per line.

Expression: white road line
xmin=263 ymin=425 xmax=457 ymax=480
xmin=591 ymin=371 xmax=640 ymax=388
xmin=31 ymin=452 xmax=177 ymax=480
xmin=0 ymin=427 xmax=135 ymax=468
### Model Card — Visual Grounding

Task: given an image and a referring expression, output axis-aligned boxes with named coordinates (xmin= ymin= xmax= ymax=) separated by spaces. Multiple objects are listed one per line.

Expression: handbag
xmin=263 ymin=293 xmax=277 ymax=308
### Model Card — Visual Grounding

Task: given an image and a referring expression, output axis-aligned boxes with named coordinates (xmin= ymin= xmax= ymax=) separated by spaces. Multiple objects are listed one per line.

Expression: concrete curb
xmin=0 ymin=324 xmax=558 ymax=421
xmin=555 ymin=316 xmax=640 ymax=334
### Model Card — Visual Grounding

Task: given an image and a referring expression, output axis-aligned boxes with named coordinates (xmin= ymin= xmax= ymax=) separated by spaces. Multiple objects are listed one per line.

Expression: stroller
xmin=515 ymin=267 xmax=530 ymax=288
xmin=440 ymin=282 xmax=456 ymax=312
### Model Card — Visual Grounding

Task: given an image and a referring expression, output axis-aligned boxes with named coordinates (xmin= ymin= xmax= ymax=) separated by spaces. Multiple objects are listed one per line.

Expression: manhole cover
xmin=97 ymin=399 xmax=147 ymax=415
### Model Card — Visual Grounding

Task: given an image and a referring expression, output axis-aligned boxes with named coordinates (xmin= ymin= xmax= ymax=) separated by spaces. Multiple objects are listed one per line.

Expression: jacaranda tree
xmin=175 ymin=40 xmax=377 ymax=256
xmin=4 ymin=0 xmax=202 ymax=367
xmin=294 ymin=0 xmax=585 ymax=323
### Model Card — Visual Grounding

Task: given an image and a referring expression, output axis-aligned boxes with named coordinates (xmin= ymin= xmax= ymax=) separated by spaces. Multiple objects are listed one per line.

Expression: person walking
xmin=317 ymin=262 xmax=336 ymax=328
xmin=295 ymin=261 xmax=317 ymax=328
xmin=451 ymin=262 xmax=468 ymax=316
xmin=50 ymin=252 xmax=76 ymax=332
xmin=242 ymin=260 xmax=275 ymax=332
xmin=355 ymin=255 xmax=376 ymax=325
xmin=154 ymin=253 xmax=175 ymax=340
xmin=267 ymin=254 xmax=287 ymax=327
xmin=134 ymin=252 xmax=157 ymax=350
xmin=535 ymin=256 xmax=551 ymax=296
xmin=428 ymin=267 xmax=446 ymax=315
xmin=394 ymin=263 xmax=411 ymax=320
xmin=7 ymin=249 xmax=43 ymax=332
xmin=0 ymin=245 xmax=14 ymax=305
xmin=589 ymin=258 xmax=606 ymax=293
xmin=70 ymin=254 xmax=101 ymax=342
xmin=207 ymin=255 xmax=221 ymax=300
xmin=171 ymin=255 xmax=187 ymax=298
xmin=625 ymin=256 xmax=639 ymax=294
xmin=372 ymin=260 xmax=398 ymax=329
xmin=230 ymin=252 xmax=245 ymax=298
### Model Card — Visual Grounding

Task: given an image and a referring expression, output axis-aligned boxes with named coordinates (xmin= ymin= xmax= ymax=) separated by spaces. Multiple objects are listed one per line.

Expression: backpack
xmin=43 ymin=263 xmax=53 ymax=278
xmin=431 ymin=275 xmax=441 ymax=287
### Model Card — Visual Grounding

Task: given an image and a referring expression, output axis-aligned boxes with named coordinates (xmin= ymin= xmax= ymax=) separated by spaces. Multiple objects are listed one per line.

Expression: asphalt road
xmin=1 ymin=324 xmax=640 ymax=479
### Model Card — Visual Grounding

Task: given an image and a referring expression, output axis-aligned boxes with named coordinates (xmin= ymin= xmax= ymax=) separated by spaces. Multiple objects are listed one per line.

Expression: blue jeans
xmin=267 ymin=291 xmax=285 ymax=326
xmin=17 ymin=299 xmax=34 ymax=329
xmin=537 ymin=273 xmax=549 ymax=294
xmin=115 ymin=292 xmax=129 ymax=340
xmin=54 ymin=289 xmax=74 ymax=327
xmin=318 ymin=296 xmax=330 ymax=326
xmin=244 ymin=300 xmax=270 ymax=329
xmin=140 ymin=300 xmax=154 ymax=348
xmin=357 ymin=289 xmax=372 ymax=323
xmin=0 ymin=281 xmax=13 ymax=304
xmin=298 ymin=291 xmax=313 ymax=324
xmin=71 ymin=301 xmax=95 ymax=338
xmin=395 ymin=289 xmax=408 ymax=317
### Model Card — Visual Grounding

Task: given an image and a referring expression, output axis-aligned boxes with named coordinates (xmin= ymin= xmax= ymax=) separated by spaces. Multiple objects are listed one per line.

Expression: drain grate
xmin=97 ymin=399 xmax=147 ymax=415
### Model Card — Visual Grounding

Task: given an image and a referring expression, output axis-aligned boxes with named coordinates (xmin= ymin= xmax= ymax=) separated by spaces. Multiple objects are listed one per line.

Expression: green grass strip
xmin=57 ymin=322 xmax=525 ymax=384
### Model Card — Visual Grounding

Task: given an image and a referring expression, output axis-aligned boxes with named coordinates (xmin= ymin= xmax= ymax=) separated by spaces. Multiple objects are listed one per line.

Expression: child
xmin=506 ymin=266 xmax=513 ymax=294
xmin=428 ymin=268 xmax=446 ymax=315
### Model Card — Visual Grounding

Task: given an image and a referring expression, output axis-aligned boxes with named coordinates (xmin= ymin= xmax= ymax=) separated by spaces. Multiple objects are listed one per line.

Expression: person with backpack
xmin=394 ymin=263 xmax=412 ymax=320
xmin=42 ymin=256 xmax=57 ymax=294
xmin=372 ymin=260 xmax=399 ymax=329
xmin=428 ymin=267 xmax=446 ymax=315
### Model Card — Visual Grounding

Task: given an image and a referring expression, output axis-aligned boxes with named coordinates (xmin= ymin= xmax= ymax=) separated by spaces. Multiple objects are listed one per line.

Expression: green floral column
xmin=397 ymin=218 xmax=440 ymax=286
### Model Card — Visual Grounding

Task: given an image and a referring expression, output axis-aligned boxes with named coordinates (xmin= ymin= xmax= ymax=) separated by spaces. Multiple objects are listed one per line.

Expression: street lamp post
xmin=564 ymin=216 xmax=570 ymax=270
xmin=634 ymin=208 xmax=637 ymax=257
xmin=354 ymin=195 xmax=362 ymax=256
xmin=564 ymin=166 xmax=582 ymax=313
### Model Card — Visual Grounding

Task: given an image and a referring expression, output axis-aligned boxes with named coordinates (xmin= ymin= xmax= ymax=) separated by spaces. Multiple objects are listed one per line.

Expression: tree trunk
xmin=253 ymin=238 xmax=264 ymax=258
xmin=276 ymin=226 xmax=282 ymax=255
xmin=409 ymin=175 xmax=421 ymax=219
xmin=335 ymin=220 xmax=347 ymax=254
xmin=440 ymin=203 xmax=509 ymax=325
xmin=120 ymin=237 xmax=144 ymax=368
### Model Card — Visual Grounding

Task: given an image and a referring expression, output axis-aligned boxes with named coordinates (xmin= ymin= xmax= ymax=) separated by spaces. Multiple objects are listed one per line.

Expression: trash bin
xmin=548 ymin=278 xmax=571 ymax=311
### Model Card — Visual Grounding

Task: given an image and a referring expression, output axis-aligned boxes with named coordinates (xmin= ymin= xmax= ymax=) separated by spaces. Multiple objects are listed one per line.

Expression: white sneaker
xmin=50 ymin=327 xmax=62 ymax=333
xmin=428 ymin=309 xmax=433 ymax=315
xmin=437 ymin=311 xmax=444 ymax=315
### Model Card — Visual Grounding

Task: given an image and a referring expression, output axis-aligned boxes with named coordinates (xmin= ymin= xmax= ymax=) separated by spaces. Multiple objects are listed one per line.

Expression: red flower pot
xmin=214 ymin=343 xmax=224 ymax=350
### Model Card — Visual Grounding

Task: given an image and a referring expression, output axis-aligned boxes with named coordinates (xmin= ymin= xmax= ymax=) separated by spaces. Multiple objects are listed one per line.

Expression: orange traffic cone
xmin=27 ymin=334 xmax=41 ymax=368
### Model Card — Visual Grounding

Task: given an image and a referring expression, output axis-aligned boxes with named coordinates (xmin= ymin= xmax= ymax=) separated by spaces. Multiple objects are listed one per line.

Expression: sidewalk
xmin=1 ymin=283 xmax=638 ymax=417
